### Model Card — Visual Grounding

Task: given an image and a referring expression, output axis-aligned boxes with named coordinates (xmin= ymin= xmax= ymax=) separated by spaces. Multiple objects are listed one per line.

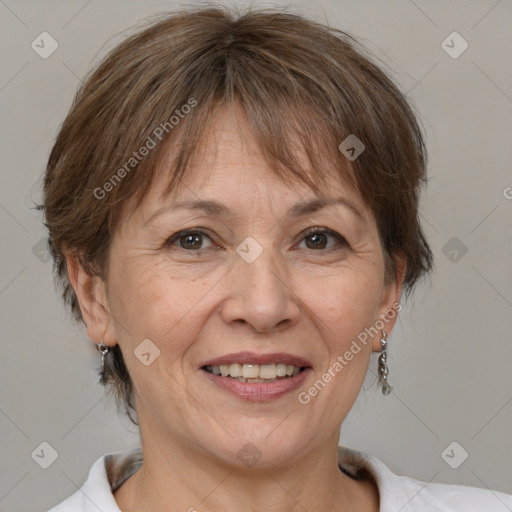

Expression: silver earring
xmin=378 ymin=330 xmax=392 ymax=395
xmin=97 ymin=340 xmax=110 ymax=369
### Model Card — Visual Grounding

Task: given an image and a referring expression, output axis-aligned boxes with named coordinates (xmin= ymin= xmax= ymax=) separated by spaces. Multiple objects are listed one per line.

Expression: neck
xmin=113 ymin=433 xmax=378 ymax=512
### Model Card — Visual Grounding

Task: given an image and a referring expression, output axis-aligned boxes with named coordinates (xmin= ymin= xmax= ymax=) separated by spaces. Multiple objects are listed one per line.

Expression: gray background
xmin=1 ymin=0 xmax=511 ymax=510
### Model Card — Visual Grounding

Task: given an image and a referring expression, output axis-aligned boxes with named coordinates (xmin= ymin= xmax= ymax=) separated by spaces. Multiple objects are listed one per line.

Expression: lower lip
xmin=201 ymin=368 xmax=312 ymax=401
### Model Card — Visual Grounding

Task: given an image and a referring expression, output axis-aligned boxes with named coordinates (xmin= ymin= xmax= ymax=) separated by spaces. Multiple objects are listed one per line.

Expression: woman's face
xmin=84 ymin=104 xmax=403 ymax=468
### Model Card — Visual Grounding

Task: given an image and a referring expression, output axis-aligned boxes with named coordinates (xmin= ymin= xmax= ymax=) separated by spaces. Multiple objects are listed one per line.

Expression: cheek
xmin=112 ymin=258 xmax=188 ymax=320
xmin=108 ymin=259 xmax=195 ymax=355
xmin=306 ymin=266 xmax=384 ymax=341
xmin=298 ymin=273 xmax=383 ymax=407
xmin=108 ymin=262 xmax=199 ymax=405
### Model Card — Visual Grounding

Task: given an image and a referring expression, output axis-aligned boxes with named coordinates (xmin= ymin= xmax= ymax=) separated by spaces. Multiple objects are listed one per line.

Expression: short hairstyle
xmin=40 ymin=6 xmax=433 ymax=423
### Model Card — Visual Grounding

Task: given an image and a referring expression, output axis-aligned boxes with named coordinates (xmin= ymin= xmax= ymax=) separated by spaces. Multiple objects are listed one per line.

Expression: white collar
xmin=48 ymin=445 xmax=512 ymax=511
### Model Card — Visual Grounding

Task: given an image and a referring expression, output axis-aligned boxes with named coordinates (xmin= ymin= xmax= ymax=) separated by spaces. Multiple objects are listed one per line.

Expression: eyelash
xmin=164 ymin=227 xmax=349 ymax=253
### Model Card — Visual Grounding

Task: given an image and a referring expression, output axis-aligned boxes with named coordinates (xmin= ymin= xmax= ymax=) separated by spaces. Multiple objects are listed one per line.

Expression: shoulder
xmin=338 ymin=446 xmax=512 ymax=511
xmin=417 ymin=479 xmax=512 ymax=510
xmin=46 ymin=448 xmax=142 ymax=512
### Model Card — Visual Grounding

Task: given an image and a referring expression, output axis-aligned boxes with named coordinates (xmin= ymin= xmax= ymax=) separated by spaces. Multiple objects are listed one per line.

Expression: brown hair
xmin=40 ymin=5 xmax=433 ymax=423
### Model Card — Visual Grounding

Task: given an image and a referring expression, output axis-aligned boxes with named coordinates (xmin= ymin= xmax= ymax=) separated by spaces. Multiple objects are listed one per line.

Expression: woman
xmin=41 ymin=6 xmax=512 ymax=511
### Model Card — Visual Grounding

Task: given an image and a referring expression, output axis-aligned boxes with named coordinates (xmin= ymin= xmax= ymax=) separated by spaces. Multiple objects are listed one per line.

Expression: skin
xmin=66 ymin=103 xmax=406 ymax=512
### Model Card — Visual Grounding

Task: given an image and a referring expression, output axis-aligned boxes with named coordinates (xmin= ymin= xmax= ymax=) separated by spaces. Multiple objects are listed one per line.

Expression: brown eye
xmin=166 ymin=230 xmax=215 ymax=251
xmin=298 ymin=228 xmax=348 ymax=251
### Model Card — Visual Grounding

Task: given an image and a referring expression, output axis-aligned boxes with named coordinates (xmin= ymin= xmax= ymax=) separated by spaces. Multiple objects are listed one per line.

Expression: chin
xmin=198 ymin=424 xmax=311 ymax=470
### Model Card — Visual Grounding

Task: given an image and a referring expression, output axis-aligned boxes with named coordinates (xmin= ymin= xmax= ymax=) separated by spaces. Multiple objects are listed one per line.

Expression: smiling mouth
xmin=202 ymin=363 xmax=307 ymax=383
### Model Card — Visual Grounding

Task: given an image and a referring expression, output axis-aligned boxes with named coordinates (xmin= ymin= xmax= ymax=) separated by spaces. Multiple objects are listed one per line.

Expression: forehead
xmin=120 ymin=103 xmax=366 ymax=227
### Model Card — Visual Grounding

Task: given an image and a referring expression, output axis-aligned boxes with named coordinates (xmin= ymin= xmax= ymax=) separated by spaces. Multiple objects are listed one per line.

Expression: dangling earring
xmin=96 ymin=339 xmax=110 ymax=383
xmin=378 ymin=330 xmax=392 ymax=395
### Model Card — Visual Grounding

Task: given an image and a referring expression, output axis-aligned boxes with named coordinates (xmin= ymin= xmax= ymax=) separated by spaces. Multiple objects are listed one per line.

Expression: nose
xmin=220 ymin=246 xmax=301 ymax=334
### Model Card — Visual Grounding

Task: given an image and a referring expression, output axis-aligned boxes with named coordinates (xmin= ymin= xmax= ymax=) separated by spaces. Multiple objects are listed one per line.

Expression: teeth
xmin=208 ymin=363 xmax=303 ymax=379
xmin=276 ymin=363 xmax=287 ymax=377
xmin=242 ymin=364 xmax=260 ymax=379
xmin=229 ymin=363 xmax=243 ymax=377
xmin=259 ymin=364 xmax=276 ymax=379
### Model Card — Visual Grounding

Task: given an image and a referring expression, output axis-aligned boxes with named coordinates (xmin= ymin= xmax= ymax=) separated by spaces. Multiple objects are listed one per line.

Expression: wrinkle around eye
xmin=161 ymin=230 xmax=357 ymax=264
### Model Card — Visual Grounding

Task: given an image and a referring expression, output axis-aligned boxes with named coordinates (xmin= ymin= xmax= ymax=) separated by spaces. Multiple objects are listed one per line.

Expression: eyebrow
xmin=143 ymin=196 xmax=364 ymax=227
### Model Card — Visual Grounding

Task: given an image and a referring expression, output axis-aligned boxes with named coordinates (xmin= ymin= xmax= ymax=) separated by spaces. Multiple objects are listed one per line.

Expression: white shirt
xmin=47 ymin=446 xmax=512 ymax=511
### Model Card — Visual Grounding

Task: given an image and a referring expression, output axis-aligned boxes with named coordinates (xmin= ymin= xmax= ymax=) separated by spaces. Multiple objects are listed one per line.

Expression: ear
xmin=372 ymin=251 xmax=407 ymax=352
xmin=65 ymin=250 xmax=116 ymax=348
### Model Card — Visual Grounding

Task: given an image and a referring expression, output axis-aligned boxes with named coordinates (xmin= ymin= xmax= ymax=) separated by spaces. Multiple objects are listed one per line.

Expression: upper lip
xmin=200 ymin=351 xmax=312 ymax=368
